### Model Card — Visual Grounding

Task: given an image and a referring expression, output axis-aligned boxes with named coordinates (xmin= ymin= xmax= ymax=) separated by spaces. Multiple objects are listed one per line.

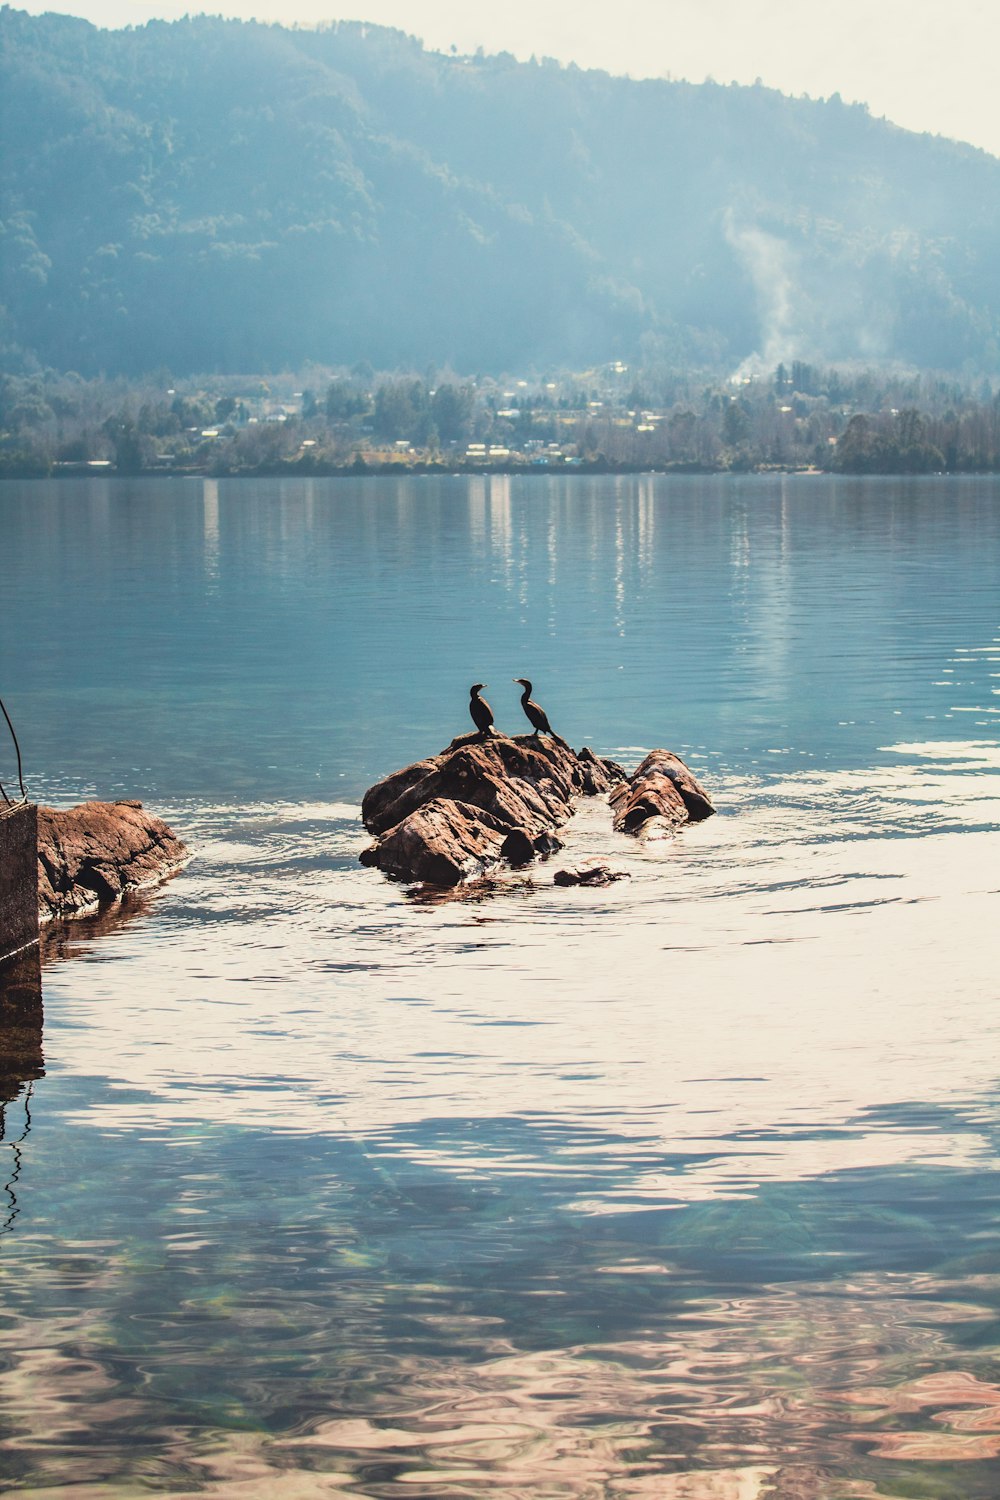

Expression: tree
xmin=430 ymin=382 xmax=474 ymax=443
xmin=833 ymin=414 xmax=878 ymax=472
xmin=722 ymin=399 xmax=749 ymax=449
xmin=373 ymin=379 xmax=428 ymax=441
xmin=667 ymin=409 xmax=698 ymax=462
xmin=325 ymin=380 xmax=368 ymax=420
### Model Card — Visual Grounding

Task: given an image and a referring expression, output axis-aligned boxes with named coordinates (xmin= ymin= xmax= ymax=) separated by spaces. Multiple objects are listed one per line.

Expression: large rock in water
xmin=609 ymin=749 xmax=715 ymax=835
xmin=37 ymin=800 xmax=188 ymax=922
xmin=361 ymin=733 xmax=624 ymax=886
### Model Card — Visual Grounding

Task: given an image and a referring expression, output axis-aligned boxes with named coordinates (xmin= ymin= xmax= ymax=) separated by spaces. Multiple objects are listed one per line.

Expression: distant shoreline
xmin=3 ymin=459 xmax=996 ymax=482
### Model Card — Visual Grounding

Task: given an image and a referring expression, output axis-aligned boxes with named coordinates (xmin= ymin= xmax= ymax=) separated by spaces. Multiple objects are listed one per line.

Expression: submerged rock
xmin=553 ymin=865 xmax=630 ymax=887
xmin=609 ymin=749 xmax=714 ymax=836
xmin=37 ymin=800 xmax=188 ymax=922
xmin=361 ymin=733 xmax=624 ymax=886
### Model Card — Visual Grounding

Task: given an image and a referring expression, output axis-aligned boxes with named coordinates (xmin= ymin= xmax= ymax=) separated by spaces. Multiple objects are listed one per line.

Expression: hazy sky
xmin=16 ymin=0 xmax=1000 ymax=159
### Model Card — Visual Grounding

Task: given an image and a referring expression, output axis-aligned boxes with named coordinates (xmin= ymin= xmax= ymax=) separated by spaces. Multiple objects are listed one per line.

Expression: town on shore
xmin=3 ymin=359 xmax=999 ymax=480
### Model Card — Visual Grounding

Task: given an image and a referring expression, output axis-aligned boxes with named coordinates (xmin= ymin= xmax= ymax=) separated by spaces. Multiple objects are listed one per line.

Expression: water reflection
xmin=0 ymin=948 xmax=43 ymax=1238
xmin=1 ymin=476 xmax=999 ymax=1493
xmin=0 ymin=947 xmax=43 ymax=1102
xmin=0 ymin=735 xmax=992 ymax=1491
xmin=4 ymin=474 xmax=1000 ymax=802
xmin=1 ymin=1097 xmax=998 ymax=1494
xmin=202 ymin=476 xmax=220 ymax=585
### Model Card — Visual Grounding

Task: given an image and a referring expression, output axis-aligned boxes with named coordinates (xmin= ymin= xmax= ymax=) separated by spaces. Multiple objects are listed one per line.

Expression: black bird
xmin=513 ymin=678 xmax=566 ymax=744
xmin=469 ymin=683 xmax=494 ymax=737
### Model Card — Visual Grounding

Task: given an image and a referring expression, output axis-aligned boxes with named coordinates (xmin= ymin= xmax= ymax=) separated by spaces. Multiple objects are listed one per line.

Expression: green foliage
xmin=3 ymin=12 xmax=1000 ymax=376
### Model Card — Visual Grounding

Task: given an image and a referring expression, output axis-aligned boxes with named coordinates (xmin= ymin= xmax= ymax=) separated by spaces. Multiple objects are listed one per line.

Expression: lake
xmin=1 ymin=472 xmax=999 ymax=1498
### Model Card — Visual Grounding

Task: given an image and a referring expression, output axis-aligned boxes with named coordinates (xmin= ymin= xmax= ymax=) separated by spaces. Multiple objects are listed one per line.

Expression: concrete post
xmin=0 ymin=801 xmax=39 ymax=964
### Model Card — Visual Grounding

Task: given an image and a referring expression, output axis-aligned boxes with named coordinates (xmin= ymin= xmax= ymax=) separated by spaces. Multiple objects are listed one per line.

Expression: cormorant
xmin=469 ymin=683 xmax=494 ymax=737
xmin=513 ymin=679 xmax=565 ymax=744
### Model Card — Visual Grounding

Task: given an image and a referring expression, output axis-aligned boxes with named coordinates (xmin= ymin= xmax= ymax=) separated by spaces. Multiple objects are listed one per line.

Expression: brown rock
xmin=577 ymin=746 xmax=628 ymax=795
xmin=610 ymin=750 xmax=715 ymax=835
xmin=553 ymin=865 xmax=630 ymax=887
xmin=362 ymin=733 xmax=609 ymax=835
xmin=360 ymin=736 xmax=712 ymax=887
xmin=501 ymin=827 xmax=564 ymax=866
xmin=359 ymin=798 xmax=511 ymax=886
xmin=37 ymin=800 xmax=188 ymax=922
xmin=361 ymin=733 xmax=624 ymax=886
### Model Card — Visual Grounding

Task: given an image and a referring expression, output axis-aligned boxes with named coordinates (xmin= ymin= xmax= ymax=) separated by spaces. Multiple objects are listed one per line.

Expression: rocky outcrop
xmin=609 ymin=749 xmax=715 ymax=835
xmin=37 ymin=800 xmax=188 ymax=922
xmin=361 ymin=733 xmax=625 ymax=886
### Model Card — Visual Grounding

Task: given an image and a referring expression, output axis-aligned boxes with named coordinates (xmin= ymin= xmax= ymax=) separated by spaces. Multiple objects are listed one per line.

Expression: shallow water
xmin=1 ymin=473 xmax=999 ymax=1497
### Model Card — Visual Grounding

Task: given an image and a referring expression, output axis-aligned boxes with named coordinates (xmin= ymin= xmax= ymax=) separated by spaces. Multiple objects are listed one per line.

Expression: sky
xmin=15 ymin=0 xmax=1000 ymax=159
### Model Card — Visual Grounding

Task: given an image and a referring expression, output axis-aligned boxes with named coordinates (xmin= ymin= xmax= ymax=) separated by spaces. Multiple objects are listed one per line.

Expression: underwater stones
xmin=37 ymin=800 xmax=188 ymax=922
xmin=553 ymin=865 xmax=630 ymax=887
xmin=360 ymin=733 xmax=623 ymax=886
xmin=609 ymin=749 xmax=714 ymax=836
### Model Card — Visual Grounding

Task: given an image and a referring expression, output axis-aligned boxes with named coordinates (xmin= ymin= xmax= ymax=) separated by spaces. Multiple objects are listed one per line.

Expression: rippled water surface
xmin=1 ymin=473 xmax=999 ymax=1497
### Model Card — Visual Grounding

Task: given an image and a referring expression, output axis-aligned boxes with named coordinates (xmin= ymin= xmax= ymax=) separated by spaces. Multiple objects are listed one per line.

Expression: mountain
xmin=2 ymin=8 xmax=999 ymax=376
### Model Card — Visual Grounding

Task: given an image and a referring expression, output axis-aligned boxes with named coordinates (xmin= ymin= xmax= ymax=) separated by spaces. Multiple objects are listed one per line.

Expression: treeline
xmin=2 ymin=363 xmax=998 ymax=477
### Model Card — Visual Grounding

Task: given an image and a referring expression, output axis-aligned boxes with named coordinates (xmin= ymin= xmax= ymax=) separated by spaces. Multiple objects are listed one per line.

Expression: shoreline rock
xmin=361 ymin=733 xmax=625 ymax=887
xmin=37 ymin=800 xmax=188 ymax=923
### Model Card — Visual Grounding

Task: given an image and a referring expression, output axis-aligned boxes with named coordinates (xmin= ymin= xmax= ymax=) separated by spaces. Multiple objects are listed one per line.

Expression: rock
xmin=609 ymin=750 xmax=715 ymax=835
xmin=359 ymin=797 xmax=511 ymax=886
xmin=500 ymin=826 xmax=564 ymax=866
xmin=362 ymin=733 xmax=619 ymax=835
xmin=577 ymin=745 xmax=628 ymax=795
xmin=37 ymin=800 xmax=188 ymax=922
xmin=553 ymin=865 xmax=630 ymax=887
xmin=361 ymin=733 xmax=623 ymax=886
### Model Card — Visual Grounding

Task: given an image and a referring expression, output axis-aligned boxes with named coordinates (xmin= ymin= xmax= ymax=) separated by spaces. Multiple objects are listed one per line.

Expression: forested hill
xmin=3 ymin=8 xmax=1000 ymax=378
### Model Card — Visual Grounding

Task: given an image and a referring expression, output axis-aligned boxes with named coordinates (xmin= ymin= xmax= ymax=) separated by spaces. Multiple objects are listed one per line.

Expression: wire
xmin=0 ymin=1081 xmax=35 ymax=1238
xmin=0 ymin=695 xmax=27 ymax=805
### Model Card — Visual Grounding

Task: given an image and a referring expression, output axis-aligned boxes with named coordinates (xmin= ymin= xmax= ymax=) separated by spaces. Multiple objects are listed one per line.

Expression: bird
xmin=513 ymin=678 xmax=566 ymax=745
xmin=468 ymin=683 xmax=495 ymax=737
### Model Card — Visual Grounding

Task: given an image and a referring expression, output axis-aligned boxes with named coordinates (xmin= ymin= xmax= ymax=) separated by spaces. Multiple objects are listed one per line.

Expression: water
xmin=1 ymin=473 xmax=999 ymax=1497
